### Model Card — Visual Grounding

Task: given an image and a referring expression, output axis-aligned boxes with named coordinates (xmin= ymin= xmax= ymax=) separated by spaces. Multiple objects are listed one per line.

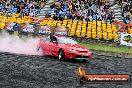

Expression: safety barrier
xmin=0 ymin=14 xmax=132 ymax=42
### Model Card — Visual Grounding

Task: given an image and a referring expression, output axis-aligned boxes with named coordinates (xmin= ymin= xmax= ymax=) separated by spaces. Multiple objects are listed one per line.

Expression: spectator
xmin=13 ymin=23 xmax=20 ymax=31
xmin=0 ymin=0 xmax=41 ymax=17
xmin=121 ymin=0 xmax=132 ymax=23
xmin=29 ymin=9 xmax=34 ymax=17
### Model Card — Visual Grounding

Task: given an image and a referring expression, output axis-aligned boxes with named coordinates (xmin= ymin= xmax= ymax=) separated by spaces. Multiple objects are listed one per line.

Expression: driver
xmin=50 ymin=33 xmax=57 ymax=42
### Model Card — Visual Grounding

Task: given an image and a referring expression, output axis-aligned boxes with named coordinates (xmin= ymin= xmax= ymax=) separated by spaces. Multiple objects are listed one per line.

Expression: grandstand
xmin=0 ymin=0 xmax=131 ymax=43
xmin=39 ymin=19 xmax=119 ymax=41
xmin=38 ymin=0 xmax=131 ymax=42
xmin=0 ymin=0 xmax=42 ymax=16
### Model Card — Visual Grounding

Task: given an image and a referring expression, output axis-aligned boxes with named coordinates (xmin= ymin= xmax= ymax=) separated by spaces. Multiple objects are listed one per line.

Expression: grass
xmin=79 ymin=42 xmax=132 ymax=54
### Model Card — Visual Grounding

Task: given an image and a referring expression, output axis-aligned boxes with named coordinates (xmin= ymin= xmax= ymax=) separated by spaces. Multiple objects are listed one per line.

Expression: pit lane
xmin=0 ymin=52 xmax=132 ymax=88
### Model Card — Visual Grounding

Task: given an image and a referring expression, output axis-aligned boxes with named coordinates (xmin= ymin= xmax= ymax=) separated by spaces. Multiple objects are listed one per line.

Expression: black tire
xmin=80 ymin=79 xmax=84 ymax=84
xmin=58 ymin=49 xmax=65 ymax=61
xmin=80 ymin=76 xmax=85 ymax=84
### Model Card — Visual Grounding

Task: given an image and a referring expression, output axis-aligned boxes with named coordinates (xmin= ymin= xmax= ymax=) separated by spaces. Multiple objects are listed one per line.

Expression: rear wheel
xmin=58 ymin=49 xmax=65 ymax=61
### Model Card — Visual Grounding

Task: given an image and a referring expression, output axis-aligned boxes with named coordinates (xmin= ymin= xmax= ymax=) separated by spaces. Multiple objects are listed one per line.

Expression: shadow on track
xmin=45 ymin=55 xmax=89 ymax=64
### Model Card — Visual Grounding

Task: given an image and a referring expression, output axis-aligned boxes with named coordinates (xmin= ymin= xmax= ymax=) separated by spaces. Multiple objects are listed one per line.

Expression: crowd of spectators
xmin=119 ymin=0 xmax=132 ymax=24
xmin=47 ymin=0 xmax=132 ymax=24
xmin=0 ymin=0 xmax=42 ymax=17
xmin=47 ymin=0 xmax=115 ymax=23
xmin=0 ymin=0 xmax=131 ymax=24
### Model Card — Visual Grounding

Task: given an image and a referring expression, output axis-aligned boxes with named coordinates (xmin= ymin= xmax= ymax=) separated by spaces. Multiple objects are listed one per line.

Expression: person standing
xmin=13 ymin=23 xmax=20 ymax=36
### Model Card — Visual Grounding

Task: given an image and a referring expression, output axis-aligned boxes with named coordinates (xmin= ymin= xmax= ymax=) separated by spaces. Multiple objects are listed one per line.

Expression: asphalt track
xmin=0 ymin=52 xmax=132 ymax=88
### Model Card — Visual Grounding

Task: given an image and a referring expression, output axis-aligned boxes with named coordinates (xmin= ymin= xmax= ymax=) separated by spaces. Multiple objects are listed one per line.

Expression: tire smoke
xmin=0 ymin=31 xmax=43 ymax=56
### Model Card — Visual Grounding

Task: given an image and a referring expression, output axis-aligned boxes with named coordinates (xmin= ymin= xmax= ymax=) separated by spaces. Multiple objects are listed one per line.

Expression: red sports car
xmin=38 ymin=35 xmax=93 ymax=61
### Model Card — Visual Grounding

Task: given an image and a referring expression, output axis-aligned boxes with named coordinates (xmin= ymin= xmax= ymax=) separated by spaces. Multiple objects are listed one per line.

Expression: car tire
xmin=80 ymin=79 xmax=84 ymax=84
xmin=58 ymin=49 xmax=65 ymax=61
xmin=80 ymin=76 xmax=85 ymax=84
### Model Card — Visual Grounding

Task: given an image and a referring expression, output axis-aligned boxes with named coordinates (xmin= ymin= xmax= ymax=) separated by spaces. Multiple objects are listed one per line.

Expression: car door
xmin=40 ymin=37 xmax=50 ymax=55
xmin=49 ymin=36 xmax=59 ymax=56
xmin=43 ymin=37 xmax=54 ymax=55
xmin=51 ymin=41 xmax=59 ymax=56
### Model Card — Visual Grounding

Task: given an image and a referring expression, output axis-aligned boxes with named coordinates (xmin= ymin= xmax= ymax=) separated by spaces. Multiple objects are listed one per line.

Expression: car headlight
xmin=88 ymin=51 xmax=92 ymax=53
xmin=68 ymin=49 xmax=78 ymax=52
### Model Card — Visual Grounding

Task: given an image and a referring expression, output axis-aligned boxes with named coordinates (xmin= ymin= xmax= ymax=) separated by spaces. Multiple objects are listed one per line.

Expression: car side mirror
xmin=53 ymin=41 xmax=57 ymax=44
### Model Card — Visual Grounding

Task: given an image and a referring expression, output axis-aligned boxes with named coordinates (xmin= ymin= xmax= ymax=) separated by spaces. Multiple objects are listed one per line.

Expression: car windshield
xmin=57 ymin=37 xmax=78 ymax=44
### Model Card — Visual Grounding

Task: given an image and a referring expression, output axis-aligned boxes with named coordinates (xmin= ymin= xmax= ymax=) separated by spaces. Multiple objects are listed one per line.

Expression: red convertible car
xmin=38 ymin=35 xmax=93 ymax=61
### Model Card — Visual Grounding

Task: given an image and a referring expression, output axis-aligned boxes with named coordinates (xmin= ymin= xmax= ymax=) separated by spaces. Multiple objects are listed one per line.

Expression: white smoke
xmin=0 ymin=31 xmax=43 ymax=56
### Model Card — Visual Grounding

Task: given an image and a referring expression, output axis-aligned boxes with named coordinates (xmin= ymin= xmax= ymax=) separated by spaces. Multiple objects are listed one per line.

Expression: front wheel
xmin=58 ymin=49 xmax=65 ymax=61
xmin=80 ymin=76 xmax=85 ymax=84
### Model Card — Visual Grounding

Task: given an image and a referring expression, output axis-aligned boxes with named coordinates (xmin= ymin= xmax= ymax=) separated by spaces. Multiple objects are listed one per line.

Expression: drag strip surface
xmin=0 ymin=52 xmax=132 ymax=88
